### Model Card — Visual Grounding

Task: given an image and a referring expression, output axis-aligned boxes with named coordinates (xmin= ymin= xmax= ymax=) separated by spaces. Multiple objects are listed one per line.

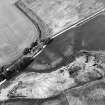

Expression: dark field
xmin=28 ymin=13 xmax=105 ymax=72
